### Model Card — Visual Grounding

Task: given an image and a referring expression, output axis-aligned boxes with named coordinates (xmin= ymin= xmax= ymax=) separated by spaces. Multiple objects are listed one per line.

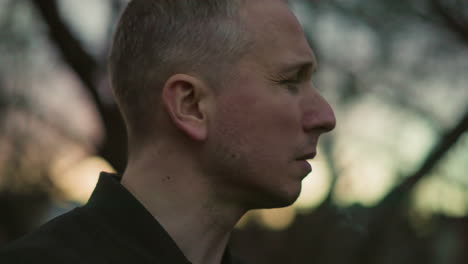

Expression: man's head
xmin=109 ymin=0 xmax=250 ymax=144
xmin=110 ymin=0 xmax=336 ymax=210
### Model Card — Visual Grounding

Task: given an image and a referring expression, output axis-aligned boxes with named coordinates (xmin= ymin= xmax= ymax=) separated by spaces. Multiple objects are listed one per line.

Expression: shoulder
xmin=0 ymin=244 xmax=72 ymax=264
xmin=0 ymin=207 xmax=104 ymax=264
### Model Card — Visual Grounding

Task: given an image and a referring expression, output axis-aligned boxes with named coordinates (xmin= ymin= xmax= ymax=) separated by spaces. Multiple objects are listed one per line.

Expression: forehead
xmin=239 ymin=0 xmax=316 ymax=71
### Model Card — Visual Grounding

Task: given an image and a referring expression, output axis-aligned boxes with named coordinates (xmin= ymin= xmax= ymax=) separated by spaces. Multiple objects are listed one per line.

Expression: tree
xmin=1 ymin=0 xmax=467 ymax=263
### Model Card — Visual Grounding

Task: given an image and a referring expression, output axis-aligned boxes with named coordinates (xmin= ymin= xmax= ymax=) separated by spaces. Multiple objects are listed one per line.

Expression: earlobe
xmin=162 ymin=74 xmax=209 ymax=141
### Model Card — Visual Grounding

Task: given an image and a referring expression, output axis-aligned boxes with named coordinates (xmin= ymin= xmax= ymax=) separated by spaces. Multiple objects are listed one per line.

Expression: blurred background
xmin=0 ymin=0 xmax=467 ymax=263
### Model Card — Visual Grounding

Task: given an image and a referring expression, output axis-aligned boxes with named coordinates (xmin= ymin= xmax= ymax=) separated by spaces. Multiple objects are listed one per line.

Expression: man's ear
xmin=162 ymin=74 xmax=211 ymax=141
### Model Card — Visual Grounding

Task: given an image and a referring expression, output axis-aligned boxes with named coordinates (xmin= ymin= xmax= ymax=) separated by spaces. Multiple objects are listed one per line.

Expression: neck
xmin=121 ymin=145 xmax=245 ymax=264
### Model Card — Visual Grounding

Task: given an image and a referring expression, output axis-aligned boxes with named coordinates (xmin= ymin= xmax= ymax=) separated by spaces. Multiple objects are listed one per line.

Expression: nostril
xmin=324 ymin=110 xmax=336 ymax=132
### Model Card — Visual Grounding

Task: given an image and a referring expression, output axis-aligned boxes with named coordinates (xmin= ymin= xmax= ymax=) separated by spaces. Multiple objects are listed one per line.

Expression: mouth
xmin=296 ymin=158 xmax=312 ymax=175
xmin=296 ymin=152 xmax=316 ymax=161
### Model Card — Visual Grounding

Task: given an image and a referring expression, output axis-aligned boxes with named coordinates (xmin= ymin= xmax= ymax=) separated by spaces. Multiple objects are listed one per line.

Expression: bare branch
xmin=30 ymin=0 xmax=99 ymax=95
xmin=355 ymin=106 xmax=468 ymax=264
xmin=29 ymin=0 xmax=127 ymax=172
xmin=430 ymin=0 xmax=468 ymax=44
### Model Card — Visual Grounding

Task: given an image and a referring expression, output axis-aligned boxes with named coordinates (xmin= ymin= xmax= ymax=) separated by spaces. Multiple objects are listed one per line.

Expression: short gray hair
xmin=109 ymin=0 xmax=250 ymax=140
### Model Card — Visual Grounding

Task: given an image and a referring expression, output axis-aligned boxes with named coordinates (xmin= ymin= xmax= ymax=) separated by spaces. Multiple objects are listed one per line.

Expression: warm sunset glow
xmin=294 ymin=158 xmax=331 ymax=212
xmin=51 ymin=156 xmax=115 ymax=203
xmin=257 ymin=206 xmax=296 ymax=231
xmin=333 ymin=159 xmax=395 ymax=207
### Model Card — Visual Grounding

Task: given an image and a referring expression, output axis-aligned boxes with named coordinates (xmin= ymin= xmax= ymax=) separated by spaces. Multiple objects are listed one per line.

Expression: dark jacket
xmin=0 ymin=172 xmax=242 ymax=264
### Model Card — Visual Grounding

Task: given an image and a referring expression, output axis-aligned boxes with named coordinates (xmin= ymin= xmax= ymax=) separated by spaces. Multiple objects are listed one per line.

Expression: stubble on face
xmin=202 ymin=0 xmax=322 ymax=210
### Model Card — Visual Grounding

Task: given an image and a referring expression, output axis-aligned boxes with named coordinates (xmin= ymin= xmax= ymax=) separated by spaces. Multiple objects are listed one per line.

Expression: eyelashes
xmin=276 ymin=77 xmax=300 ymax=94
xmin=269 ymin=66 xmax=315 ymax=94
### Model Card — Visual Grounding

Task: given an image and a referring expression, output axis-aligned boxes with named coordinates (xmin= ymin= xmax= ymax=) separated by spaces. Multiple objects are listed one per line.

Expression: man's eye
xmin=279 ymin=79 xmax=300 ymax=93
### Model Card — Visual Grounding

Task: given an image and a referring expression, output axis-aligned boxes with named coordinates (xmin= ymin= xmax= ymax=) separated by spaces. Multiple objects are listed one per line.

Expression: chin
xmin=248 ymin=185 xmax=302 ymax=210
xmin=267 ymin=192 xmax=301 ymax=208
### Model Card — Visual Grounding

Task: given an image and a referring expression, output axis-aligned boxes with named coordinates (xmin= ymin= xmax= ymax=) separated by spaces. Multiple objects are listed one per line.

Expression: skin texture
xmin=121 ymin=1 xmax=336 ymax=264
xmin=203 ymin=1 xmax=336 ymax=209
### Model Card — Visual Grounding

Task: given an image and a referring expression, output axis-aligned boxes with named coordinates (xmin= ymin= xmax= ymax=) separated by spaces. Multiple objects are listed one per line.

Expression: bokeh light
xmin=51 ymin=155 xmax=114 ymax=203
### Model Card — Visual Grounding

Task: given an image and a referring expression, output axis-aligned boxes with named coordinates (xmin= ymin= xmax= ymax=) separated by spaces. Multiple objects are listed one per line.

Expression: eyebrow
xmin=278 ymin=61 xmax=317 ymax=75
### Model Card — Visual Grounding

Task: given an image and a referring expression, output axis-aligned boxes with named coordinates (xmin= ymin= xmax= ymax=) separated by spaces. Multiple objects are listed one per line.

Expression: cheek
xmin=205 ymin=93 xmax=304 ymax=204
xmin=213 ymin=93 xmax=301 ymax=160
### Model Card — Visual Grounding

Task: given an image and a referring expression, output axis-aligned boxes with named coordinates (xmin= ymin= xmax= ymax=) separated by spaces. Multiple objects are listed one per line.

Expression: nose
xmin=301 ymin=88 xmax=336 ymax=134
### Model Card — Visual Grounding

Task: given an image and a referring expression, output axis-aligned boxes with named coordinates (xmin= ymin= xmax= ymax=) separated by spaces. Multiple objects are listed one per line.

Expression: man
xmin=0 ymin=0 xmax=335 ymax=263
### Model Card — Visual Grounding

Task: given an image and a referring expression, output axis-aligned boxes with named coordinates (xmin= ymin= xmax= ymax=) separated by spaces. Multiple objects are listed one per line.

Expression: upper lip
xmin=296 ymin=152 xmax=316 ymax=160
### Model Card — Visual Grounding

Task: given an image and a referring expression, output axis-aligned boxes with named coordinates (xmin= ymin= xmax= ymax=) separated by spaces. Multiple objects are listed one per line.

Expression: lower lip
xmin=297 ymin=160 xmax=312 ymax=175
